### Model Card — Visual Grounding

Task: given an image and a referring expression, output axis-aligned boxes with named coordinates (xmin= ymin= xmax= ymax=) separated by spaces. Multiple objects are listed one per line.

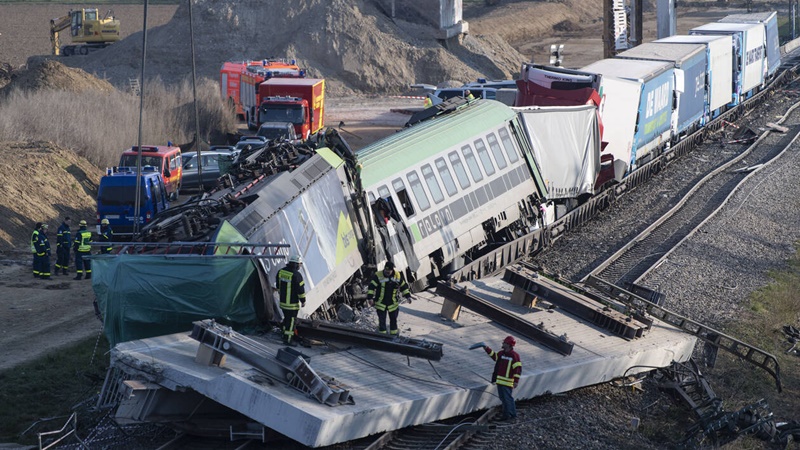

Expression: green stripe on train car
xmin=355 ymin=101 xmax=517 ymax=188
xmin=411 ymin=223 xmax=422 ymax=241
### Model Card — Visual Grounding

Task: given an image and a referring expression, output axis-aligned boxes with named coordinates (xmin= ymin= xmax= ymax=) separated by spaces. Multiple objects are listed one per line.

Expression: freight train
xmin=94 ymin=12 xmax=786 ymax=344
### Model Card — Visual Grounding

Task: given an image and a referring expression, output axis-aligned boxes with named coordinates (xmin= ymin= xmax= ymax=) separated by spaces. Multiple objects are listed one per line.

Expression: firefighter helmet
xmin=289 ymin=254 xmax=302 ymax=264
xmin=503 ymin=336 xmax=516 ymax=347
xmin=101 ymin=218 xmax=110 ymax=225
xmin=79 ymin=220 xmax=87 ymax=226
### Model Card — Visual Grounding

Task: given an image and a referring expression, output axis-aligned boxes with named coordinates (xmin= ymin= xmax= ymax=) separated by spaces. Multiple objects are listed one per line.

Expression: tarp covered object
xmin=515 ymin=104 xmax=601 ymax=199
xmin=93 ymin=254 xmax=260 ymax=346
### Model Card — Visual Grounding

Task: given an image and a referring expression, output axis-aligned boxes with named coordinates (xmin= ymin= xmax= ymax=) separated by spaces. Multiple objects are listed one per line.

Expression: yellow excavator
xmin=50 ymin=8 xmax=121 ymax=56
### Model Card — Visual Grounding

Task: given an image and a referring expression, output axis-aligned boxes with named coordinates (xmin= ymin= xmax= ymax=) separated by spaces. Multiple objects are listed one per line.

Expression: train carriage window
xmin=392 ymin=178 xmax=416 ymax=217
xmin=474 ymin=139 xmax=496 ymax=176
xmin=461 ymin=145 xmax=483 ymax=182
xmin=448 ymin=151 xmax=471 ymax=189
xmin=406 ymin=171 xmax=431 ymax=211
xmin=375 ymin=186 xmax=401 ymax=223
xmin=435 ymin=157 xmax=458 ymax=196
xmin=498 ymin=128 xmax=520 ymax=163
xmin=486 ymin=133 xmax=507 ymax=169
xmin=421 ymin=164 xmax=445 ymax=203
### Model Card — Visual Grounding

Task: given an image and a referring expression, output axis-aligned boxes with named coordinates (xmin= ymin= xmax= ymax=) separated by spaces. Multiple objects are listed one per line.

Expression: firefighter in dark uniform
xmin=275 ymin=255 xmax=306 ymax=345
xmin=31 ymin=222 xmax=42 ymax=278
xmin=34 ymin=224 xmax=52 ymax=279
xmin=55 ymin=216 xmax=71 ymax=275
xmin=99 ymin=218 xmax=113 ymax=254
xmin=366 ymin=261 xmax=411 ymax=335
xmin=73 ymin=220 xmax=92 ymax=280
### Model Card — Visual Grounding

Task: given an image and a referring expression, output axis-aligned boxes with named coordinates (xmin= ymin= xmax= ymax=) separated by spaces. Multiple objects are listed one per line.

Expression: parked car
xmin=234 ymin=135 xmax=268 ymax=152
xmin=181 ymin=150 xmax=238 ymax=191
xmin=257 ymin=121 xmax=300 ymax=143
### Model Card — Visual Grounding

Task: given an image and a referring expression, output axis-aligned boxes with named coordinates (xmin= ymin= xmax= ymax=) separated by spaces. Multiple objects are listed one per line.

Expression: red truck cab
xmin=119 ymin=145 xmax=183 ymax=199
xmin=254 ymin=78 xmax=325 ymax=139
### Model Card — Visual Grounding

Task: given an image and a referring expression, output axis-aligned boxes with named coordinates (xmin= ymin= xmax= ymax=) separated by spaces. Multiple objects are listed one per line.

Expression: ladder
xmin=128 ymin=78 xmax=140 ymax=96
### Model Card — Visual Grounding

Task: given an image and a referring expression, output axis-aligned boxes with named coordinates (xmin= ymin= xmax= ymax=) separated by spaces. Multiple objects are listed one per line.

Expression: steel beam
xmin=296 ymin=319 xmax=444 ymax=361
xmin=190 ymin=320 xmax=354 ymax=405
xmin=503 ymin=266 xmax=650 ymax=340
xmin=435 ymin=281 xmax=573 ymax=355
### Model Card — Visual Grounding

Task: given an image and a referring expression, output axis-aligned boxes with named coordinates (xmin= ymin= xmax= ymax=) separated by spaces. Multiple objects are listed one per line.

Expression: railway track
xmin=586 ymin=99 xmax=800 ymax=287
xmin=360 ymin=53 xmax=800 ymax=450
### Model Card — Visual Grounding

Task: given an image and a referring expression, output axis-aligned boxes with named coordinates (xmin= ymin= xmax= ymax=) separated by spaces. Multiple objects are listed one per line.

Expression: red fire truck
xmin=248 ymin=78 xmax=325 ymax=140
xmin=219 ymin=59 xmax=304 ymax=118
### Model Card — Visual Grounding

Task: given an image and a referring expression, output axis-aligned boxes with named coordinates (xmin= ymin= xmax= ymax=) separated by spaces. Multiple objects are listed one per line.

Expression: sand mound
xmin=0 ymin=60 xmax=115 ymax=97
xmin=0 ymin=142 xmax=103 ymax=252
xmin=55 ymin=0 xmax=527 ymax=96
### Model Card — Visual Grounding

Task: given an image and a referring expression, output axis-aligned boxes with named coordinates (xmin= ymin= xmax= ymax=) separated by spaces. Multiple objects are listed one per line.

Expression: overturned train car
xmin=94 ymin=99 xmax=604 ymax=344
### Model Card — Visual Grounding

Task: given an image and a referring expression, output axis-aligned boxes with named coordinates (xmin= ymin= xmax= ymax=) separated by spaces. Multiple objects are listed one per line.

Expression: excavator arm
xmin=50 ymin=12 xmax=72 ymax=56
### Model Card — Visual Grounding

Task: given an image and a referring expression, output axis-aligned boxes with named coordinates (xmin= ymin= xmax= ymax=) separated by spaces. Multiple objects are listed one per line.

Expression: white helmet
xmin=289 ymin=254 xmax=302 ymax=264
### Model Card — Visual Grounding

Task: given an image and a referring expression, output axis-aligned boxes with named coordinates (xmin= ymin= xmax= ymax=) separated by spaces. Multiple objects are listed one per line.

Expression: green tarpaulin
xmin=93 ymin=254 xmax=261 ymax=347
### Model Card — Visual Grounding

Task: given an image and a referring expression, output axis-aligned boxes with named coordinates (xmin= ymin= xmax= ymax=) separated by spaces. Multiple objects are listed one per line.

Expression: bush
xmin=0 ymin=76 xmax=237 ymax=168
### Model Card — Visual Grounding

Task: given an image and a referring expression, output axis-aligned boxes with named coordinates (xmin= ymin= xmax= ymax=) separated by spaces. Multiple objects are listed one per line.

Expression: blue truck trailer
xmin=581 ymin=58 xmax=674 ymax=171
xmin=655 ymin=34 xmax=734 ymax=119
xmin=617 ymin=42 xmax=708 ymax=139
xmin=691 ymin=22 xmax=767 ymax=102
xmin=720 ymin=12 xmax=780 ymax=79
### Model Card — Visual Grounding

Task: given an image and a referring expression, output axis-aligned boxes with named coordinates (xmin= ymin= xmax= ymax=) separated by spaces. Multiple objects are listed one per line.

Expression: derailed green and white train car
xmin=354 ymin=100 xmax=549 ymax=289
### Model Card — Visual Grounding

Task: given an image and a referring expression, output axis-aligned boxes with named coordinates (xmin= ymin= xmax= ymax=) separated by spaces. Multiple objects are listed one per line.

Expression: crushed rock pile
xmin=54 ymin=0 xmax=527 ymax=96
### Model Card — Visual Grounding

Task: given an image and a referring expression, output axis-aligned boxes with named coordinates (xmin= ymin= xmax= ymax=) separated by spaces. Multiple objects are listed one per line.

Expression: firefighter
xmin=423 ymin=95 xmax=433 ymax=109
xmin=55 ymin=216 xmax=71 ymax=275
xmin=34 ymin=224 xmax=52 ymax=280
xmin=31 ymin=222 xmax=42 ymax=278
xmin=99 ymin=218 xmax=113 ymax=254
xmin=366 ymin=261 xmax=410 ymax=335
xmin=482 ymin=336 xmax=522 ymax=421
xmin=73 ymin=220 xmax=92 ymax=280
xmin=275 ymin=254 xmax=306 ymax=345
xmin=464 ymin=89 xmax=476 ymax=101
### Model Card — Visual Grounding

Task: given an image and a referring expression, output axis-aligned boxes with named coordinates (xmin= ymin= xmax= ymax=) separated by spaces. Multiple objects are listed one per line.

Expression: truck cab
xmin=254 ymin=78 xmax=325 ymax=139
xmin=119 ymin=145 xmax=182 ymax=200
xmin=96 ymin=167 xmax=170 ymax=238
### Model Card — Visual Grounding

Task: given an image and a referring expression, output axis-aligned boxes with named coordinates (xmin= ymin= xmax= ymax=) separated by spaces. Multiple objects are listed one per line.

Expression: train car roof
xmin=691 ymin=22 xmax=761 ymax=32
xmin=618 ymin=42 xmax=705 ymax=65
xmin=355 ymin=100 xmax=516 ymax=188
xmin=655 ymin=34 xmax=733 ymax=45
xmin=581 ymin=58 xmax=672 ymax=83
xmin=719 ymin=12 xmax=777 ymax=23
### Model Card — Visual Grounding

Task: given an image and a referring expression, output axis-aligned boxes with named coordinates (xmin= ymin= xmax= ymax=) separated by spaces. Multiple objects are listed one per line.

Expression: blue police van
xmin=96 ymin=166 xmax=170 ymax=237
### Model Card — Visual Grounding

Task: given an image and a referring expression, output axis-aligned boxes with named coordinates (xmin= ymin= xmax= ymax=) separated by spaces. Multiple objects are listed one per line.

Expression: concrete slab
xmin=109 ymin=275 xmax=696 ymax=447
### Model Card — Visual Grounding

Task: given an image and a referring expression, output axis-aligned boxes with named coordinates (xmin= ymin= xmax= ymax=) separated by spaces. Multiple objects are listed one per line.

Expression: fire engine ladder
xmin=583 ymin=275 xmax=782 ymax=392
xmin=95 ymin=241 xmax=290 ymax=258
xmin=190 ymin=320 xmax=354 ymax=406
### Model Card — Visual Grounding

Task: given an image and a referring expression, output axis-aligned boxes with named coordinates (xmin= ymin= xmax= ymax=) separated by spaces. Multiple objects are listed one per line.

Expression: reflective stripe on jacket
xmin=31 ymin=229 xmax=39 ymax=253
xmin=276 ymin=266 xmax=305 ymax=310
xmin=35 ymin=232 xmax=50 ymax=256
xmin=367 ymin=270 xmax=410 ymax=312
xmin=74 ymin=229 xmax=92 ymax=253
xmin=100 ymin=227 xmax=113 ymax=253
xmin=57 ymin=223 xmax=71 ymax=249
xmin=485 ymin=347 xmax=522 ymax=388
